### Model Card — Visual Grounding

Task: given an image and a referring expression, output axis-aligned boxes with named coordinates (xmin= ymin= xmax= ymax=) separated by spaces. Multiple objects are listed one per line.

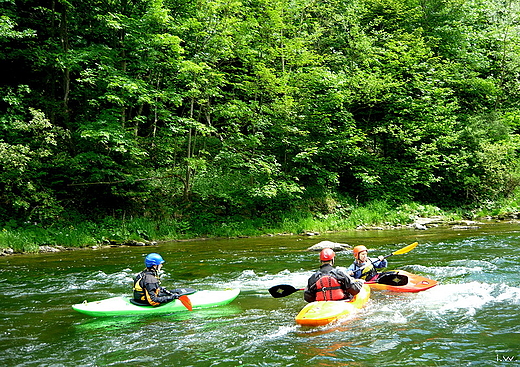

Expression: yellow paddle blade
xmin=392 ymin=242 xmax=418 ymax=256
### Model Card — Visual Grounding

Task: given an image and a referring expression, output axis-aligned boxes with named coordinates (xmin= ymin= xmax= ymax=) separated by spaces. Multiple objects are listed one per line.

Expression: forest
xmin=1 ymin=0 xmax=520 ymax=246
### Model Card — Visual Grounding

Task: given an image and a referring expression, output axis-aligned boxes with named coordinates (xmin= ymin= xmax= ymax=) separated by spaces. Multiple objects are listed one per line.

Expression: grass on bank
xmin=0 ymin=201 xmax=476 ymax=254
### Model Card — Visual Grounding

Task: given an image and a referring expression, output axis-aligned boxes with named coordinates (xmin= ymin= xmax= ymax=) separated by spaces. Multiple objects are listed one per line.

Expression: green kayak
xmin=72 ymin=288 xmax=240 ymax=317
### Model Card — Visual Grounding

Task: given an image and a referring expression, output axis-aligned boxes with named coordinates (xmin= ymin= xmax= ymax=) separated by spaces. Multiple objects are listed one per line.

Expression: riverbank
xmin=2 ymin=208 xmax=519 ymax=256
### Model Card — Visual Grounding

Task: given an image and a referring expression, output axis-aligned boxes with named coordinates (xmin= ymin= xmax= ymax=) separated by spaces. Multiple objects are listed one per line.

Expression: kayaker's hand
xmin=377 ymin=255 xmax=385 ymax=261
xmin=164 ymin=289 xmax=180 ymax=298
xmin=165 ymin=294 xmax=179 ymax=302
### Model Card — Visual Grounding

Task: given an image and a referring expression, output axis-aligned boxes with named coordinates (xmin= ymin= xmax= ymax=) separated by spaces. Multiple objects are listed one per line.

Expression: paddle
xmin=385 ymin=241 xmax=418 ymax=258
xmin=268 ymin=284 xmax=304 ymax=298
xmin=167 ymin=287 xmax=196 ymax=311
xmin=178 ymin=295 xmax=193 ymax=311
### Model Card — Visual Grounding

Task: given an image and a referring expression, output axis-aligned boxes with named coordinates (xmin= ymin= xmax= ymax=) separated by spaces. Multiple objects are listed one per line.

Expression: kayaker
xmin=133 ymin=253 xmax=179 ymax=306
xmin=347 ymin=245 xmax=388 ymax=281
xmin=304 ymin=248 xmax=364 ymax=302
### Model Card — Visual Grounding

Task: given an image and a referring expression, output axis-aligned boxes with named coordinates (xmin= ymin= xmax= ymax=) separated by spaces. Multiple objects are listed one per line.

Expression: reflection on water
xmin=74 ymin=304 xmax=244 ymax=332
xmin=0 ymin=224 xmax=519 ymax=366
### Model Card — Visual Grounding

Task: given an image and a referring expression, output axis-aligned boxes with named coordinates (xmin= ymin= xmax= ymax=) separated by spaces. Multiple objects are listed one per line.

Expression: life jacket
xmin=133 ymin=270 xmax=162 ymax=306
xmin=355 ymin=262 xmax=378 ymax=281
xmin=315 ymin=275 xmax=346 ymax=301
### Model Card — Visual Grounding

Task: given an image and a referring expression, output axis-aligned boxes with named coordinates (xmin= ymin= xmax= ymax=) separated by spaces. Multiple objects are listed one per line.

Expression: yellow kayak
xmin=295 ymin=285 xmax=370 ymax=326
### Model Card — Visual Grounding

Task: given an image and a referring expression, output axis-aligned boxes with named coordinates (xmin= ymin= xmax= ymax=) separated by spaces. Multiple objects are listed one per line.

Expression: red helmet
xmin=320 ymin=248 xmax=335 ymax=261
xmin=353 ymin=245 xmax=368 ymax=259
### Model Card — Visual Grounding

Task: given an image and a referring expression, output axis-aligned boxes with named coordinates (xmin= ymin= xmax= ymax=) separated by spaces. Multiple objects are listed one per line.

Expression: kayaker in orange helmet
xmin=133 ymin=253 xmax=180 ymax=306
xmin=347 ymin=245 xmax=388 ymax=281
xmin=304 ymin=248 xmax=364 ymax=303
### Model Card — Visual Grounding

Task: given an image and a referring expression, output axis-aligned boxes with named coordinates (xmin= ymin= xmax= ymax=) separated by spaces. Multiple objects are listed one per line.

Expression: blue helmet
xmin=145 ymin=253 xmax=165 ymax=268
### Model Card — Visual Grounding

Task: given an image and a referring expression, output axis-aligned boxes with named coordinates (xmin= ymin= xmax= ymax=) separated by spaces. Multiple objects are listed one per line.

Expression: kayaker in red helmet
xmin=347 ymin=245 xmax=388 ymax=281
xmin=304 ymin=248 xmax=364 ymax=303
xmin=133 ymin=253 xmax=180 ymax=306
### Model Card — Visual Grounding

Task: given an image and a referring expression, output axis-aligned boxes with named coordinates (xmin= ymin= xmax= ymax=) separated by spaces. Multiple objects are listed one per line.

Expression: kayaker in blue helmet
xmin=304 ymin=248 xmax=364 ymax=303
xmin=133 ymin=253 xmax=179 ymax=306
xmin=347 ymin=245 xmax=388 ymax=281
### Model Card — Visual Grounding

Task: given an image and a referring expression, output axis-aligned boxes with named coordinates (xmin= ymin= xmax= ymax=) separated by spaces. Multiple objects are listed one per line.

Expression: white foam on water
xmin=402 ymin=281 xmax=520 ymax=315
xmin=409 ymin=261 xmax=496 ymax=278
xmin=435 ymin=283 xmax=495 ymax=315
xmin=494 ymin=283 xmax=520 ymax=304
xmin=364 ymin=280 xmax=520 ymax=329
xmin=265 ymin=324 xmax=299 ymax=339
xmin=368 ymin=338 xmax=402 ymax=354
xmin=364 ymin=301 xmax=409 ymax=324
xmin=70 ymin=270 xmax=133 ymax=290
xmin=205 ymin=269 xmax=312 ymax=291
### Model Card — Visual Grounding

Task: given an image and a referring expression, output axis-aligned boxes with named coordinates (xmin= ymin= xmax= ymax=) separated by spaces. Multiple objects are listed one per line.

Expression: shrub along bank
xmin=2 ymin=200 xmax=518 ymax=255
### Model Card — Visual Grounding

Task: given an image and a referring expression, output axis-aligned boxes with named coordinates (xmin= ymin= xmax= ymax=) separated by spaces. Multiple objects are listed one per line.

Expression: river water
xmin=1 ymin=223 xmax=519 ymax=366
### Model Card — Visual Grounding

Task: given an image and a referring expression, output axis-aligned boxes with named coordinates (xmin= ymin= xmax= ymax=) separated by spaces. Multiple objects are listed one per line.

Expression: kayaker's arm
xmin=347 ymin=264 xmax=364 ymax=279
xmin=162 ymin=288 xmax=179 ymax=297
xmin=336 ymin=269 xmax=363 ymax=296
xmin=304 ymin=276 xmax=318 ymax=303
xmin=144 ymin=282 xmax=177 ymax=306
xmin=351 ymin=257 xmax=387 ymax=275
xmin=371 ymin=256 xmax=388 ymax=268
xmin=344 ymin=279 xmax=363 ymax=297
xmin=303 ymin=288 xmax=316 ymax=303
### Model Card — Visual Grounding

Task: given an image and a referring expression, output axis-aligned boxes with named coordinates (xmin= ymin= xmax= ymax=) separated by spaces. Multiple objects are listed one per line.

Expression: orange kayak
xmin=295 ymin=285 xmax=370 ymax=326
xmin=366 ymin=270 xmax=437 ymax=292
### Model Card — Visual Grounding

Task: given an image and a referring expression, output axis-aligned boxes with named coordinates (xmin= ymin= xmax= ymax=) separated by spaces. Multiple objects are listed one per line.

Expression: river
xmin=0 ymin=223 xmax=519 ymax=366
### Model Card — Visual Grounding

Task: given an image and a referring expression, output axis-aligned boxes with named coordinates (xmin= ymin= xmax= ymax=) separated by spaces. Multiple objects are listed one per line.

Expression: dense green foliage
xmin=1 ymin=0 xmax=520 ymax=236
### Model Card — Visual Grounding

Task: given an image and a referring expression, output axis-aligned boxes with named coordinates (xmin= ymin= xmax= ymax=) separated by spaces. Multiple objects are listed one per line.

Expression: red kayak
xmin=366 ymin=270 xmax=437 ymax=292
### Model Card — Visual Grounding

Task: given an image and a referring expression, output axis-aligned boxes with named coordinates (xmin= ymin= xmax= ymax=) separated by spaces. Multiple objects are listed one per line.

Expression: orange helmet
xmin=320 ymin=248 xmax=335 ymax=261
xmin=353 ymin=245 xmax=368 ymax=259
